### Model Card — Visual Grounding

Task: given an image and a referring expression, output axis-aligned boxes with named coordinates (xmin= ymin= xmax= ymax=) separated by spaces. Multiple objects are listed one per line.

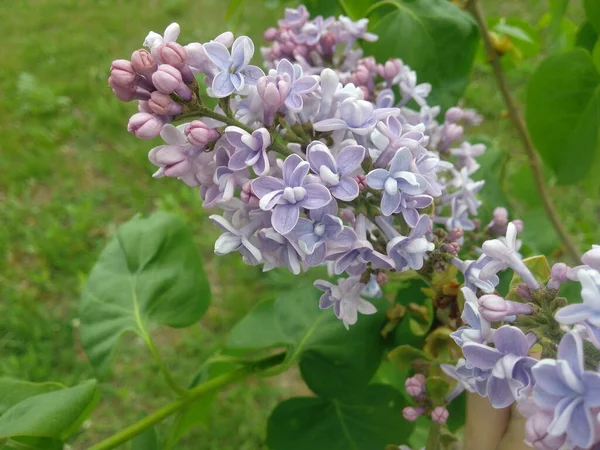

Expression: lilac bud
xmin=444 ymin=123 xmax=464 ymax=142
xmin=341 ymin=209 xmax=355 ymax=223
xmin=131 ymin=49 xmax=157 ymax=79
xmin=582 ymin=246 xmax=600 ymax=271
xmin=402 ymin=407 xmax=423 ymax=422
xmin=492 ymin=207 xmax=509 ymax=227
xmin=280 ymin=40 xmax=296 ymax=55
xmin=241 ymin=180 xmax=259 ymax=207
xmin=110 ymin=59 xmax=136 ymax=89
xmin=444 ymin=107 xmax=463 ymax=123
xmin=257 ymin=76 xmax=290 ymax=108
xmin=268 ymin=43 xmax=282 ymax=60
xmin=351 ymin=66 xmax=371 ymax=86
xmin=148 ymin=145 xmax=190 ymax=177
xmin=478 ymin=294 xmax=509 ymax=321
xmin=548 ymin=263 xmax=570 ymax=290
xmin=516 ymin=283 xmax=532 ymax=300
xmin=463 ymin=108 xmax=483 ymax=126
xmin=320 ymin=32 xmax=336 ymax=56
xmin=264 ymin=27 xmax=279 ymax=41
xmin=355 ymin=174 xmax=367 ymax=191
xmin=361 ymin=56 xmax=378 ymax=73
xmin=511 ymin=219 xmax=524 ymax=233
xmin=431 ymin=407 xmax=449 ymax=425
xmin=127 ymin=112 xmax=164 ymax=140
xmin=109 ymin=81 xmax=151 ymax=102
xmin=293 ymin=44 xmax=310 ymax=59
xmin=445 ymin=228 xmax=463 ymax=242
xmin=524 ymin=410 xmax=566 ymax=450
xmin=358 ymin=86 xmax=370 ymax=100
xmin=184 ymin=120 xmax=219 ymax=147
xmin=413 ymin=374 xmax=426 ymax=384
xmin=148 ymin=91 xmax=183 ymax=116
xmin=152 ymin=65 xmax=192 ymax=101
xmin=405 ymin=376 xmax=424 ymax=397
xmin=441 ymin=242 xmax=460 ymax=256
xmin=378 ymin=59 xmax=402 ymax=81
xmin=157 ymin=42 xmax=195 ymax=83
xmin=376 ymin=272 xmax=388 ymax=286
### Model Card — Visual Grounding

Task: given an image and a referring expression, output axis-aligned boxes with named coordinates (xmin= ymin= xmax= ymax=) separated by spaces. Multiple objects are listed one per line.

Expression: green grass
xmin=0 ymin=0 xmax=595 ymax=449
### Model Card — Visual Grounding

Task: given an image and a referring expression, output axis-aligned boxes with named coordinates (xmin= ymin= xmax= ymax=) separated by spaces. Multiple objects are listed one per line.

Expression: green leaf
xmin=337 ymin=0 xmax=374 ymax=19
xmin=0 ymin=380 xmax=98 ymax=440
xmin=132 ymin=420 xmax=158 ymax=450
xmin=575 ymin=21 xmax=598 ymax=52
xmin=594 ymin=40 xmax=600 ymax=73
xmin=227 ymin=286 xmax=388 ymax=397
xmin=585 ymin=0 xmax=600 ymax=34
xmin=80 ymin=212 xmax=211 ymax=375
xmin=525 ymin=49 xmax=600 ymax=184
xmin=394 ymin=278 xmax=433 ymax=345
xmin=388 ymin=345 xmax=432 ymax=371
xmin=2 ymin=437 xmax=63 ymax=450
xmin=225 ymin=0 xmax=245 ymax=20
xmin=549 ymin=0 xmax=570 ymax=37
xmin=363 ymin=0 xmax=479 ymax=110
xmin=266 ymin=385 xmax=413 ymax=450
xmin=445 ymin=391 xmax=466 ymax=432
xmin=0 ymin=378 xmax=64 ymax=416
xmin=425 ymin=376 xmax=449 ymax=405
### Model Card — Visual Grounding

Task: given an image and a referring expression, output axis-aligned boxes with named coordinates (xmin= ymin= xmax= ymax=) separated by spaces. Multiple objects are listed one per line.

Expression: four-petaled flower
xmin=225 ymin=126 xmax=271 ymax=176
xmin=306 ymin=141 xmax=365 ymax=201
xmin=462 ymin=325 xmax=537 ymax=409
xmin=314 ymin=276 xmax=376 ymax=328
xmin=269 ymin=59 xmax=319 ymax=112
xmin=313 ymin=97 xmax=398 ymax=136
xmin=367 ymin=148 xmax=428 ymax=216
xmin=252 ymin=154 xmax=332 ymax=234
xmin=450 ymin=287 xmax=493 ymax=347
xmin=532 ymin=331 xmax=600 ymax=449
xmin=382 ymin=214 xmax=434 ymax=271
xmin=204 ymin=36 xmax=264 ymax=97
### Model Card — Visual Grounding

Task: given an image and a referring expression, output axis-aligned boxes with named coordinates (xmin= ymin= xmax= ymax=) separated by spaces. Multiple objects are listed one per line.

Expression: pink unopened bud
xmin=185 ymin=121 xmax=220 ymax=147
xmin=478 ymin=294 xmax=509 ymax=321
xmin=320 ymin=32 xmax=336 ymax=56
xmin=257 ymin=76 xmax=290 ymax=108
xmin=269 ymin=43 xmax=283 ymax=60
xmin=361 ymin=56 xmax=378 ymax=73
xmin=351 ymin=66 xmax=371 ymax=86
xmin=524 ymin=410 xmax=566 ymax=450
xmin=355 ymin=174 xmax=367 ymax=191
xmin=152 ymin=65 xmax=192 ymax=101
xmin=511 ymin=219 xmax=524 ymax=233
xmin=445 ymin=228 xmax=463 ymax=242
xmin=280 ymin=40 xmax=296 ymax=55
xmin=293 ymin=44 xmax=310 ymax=59
xmin=444 ymin=123 xmax=464 ymax=143
xmin=413 ymin=374 xmax=426 ymax=384
xmin=358 ymin=86 xmax=370 ymax=100
xmin=445 ymin=106 xmax=464 ymax=123
xmin=131 ymin=49 xmax=157 ymax=79
xmin=516 ymin=284 xmax=532 ymax=301
xmin=148 ymin=145 xmax=191 ymax=178
xmin=405 ymin=376 xmax=424 ymax=397
xmin=241 ymin=180 xmax=260 ymax=207
xmin=441 ymin=242 xmax=460 ymax=256
xmin=341 ymin=209 xmax=355 ymax=223
xmin=378 ymin=58 xmax=402 ymax=81
xmin=493 ymin=207 xmax=509 ymax=226
xmin=264 ymin=27 xmax=279 ymax=41
xmin=127 ymin=113 xmax=165 ymax=140
xmin=548 ymin=262 xmax=570 ymax=290
xmin=157 ymin=42 xmax=195 ymax=83
xmin=148 ymin=91 xmax=183 ymax=116
xmin=431 ymin=407 xmax=449 ymax=425
xmin=110 ymin=59 xmax=136 ymax=89
xmin=109 ymin=81 xmax=151 ymax=102
xmin=376 ymin=272 xmax=388 ymax=286
xmin=463 ymin=108 xmax=483 ymax=126
xmin=402 ymin=407 xmax=423 ymax=422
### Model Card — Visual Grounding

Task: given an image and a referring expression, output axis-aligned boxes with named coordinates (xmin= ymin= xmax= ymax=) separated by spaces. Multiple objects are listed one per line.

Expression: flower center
xmin=384 ymin=177 xmax=398 ymax=195
xmin=314 ymin=223 xmax=326 ymax=237
xmin=282 ymin=186 xmax=306 ymax=204
xmin=320 ymin=165 xmax=339 ymax=186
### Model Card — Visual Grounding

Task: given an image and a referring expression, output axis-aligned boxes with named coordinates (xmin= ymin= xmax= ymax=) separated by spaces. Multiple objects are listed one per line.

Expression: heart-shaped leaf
xmin=227 ymin=286 xmax=388 ymax=397
xmin=80 ymin=212 xmax=211 ymax=375
xmin=363 ymin=0 xmax=479 ymax=110
xmin=0 ymin=378 xmax=64 ymax=416
xmin=266 ymin=384 xmax=413 ymax=450
xmin=525 ymin=49 xmax=600 ymax=184
xmin=0 ymin=380 xmax=98 ymax=440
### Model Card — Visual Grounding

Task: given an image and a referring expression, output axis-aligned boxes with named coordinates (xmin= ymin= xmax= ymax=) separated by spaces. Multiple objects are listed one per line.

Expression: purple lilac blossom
xmin=314 ymin=276 xmax=376 ymax=328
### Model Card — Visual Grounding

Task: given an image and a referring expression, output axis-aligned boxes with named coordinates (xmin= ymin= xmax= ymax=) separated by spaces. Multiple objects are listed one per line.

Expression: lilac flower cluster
xmin=108 ymin=6 xmax=488 ymax=330
xmin=108 ymin=5 xmax=600 ymax=448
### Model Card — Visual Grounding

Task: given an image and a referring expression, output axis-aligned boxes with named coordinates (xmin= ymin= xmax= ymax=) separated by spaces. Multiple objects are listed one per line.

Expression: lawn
xmin=0 ymin=0 xmax=594 ymax=449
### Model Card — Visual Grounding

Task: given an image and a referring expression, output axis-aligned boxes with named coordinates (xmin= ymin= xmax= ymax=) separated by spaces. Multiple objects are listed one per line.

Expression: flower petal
xmin=300 ymin=184 xmax=332 ymax=209
xmin=366 ymin=168 xmax=389 ymax=190
xmin=231 ymin=36 xmax=254 ymax=70
xmin=282 ymin=154 xmax=304 ymax=186
xmin=331 ymin=177 xmax=359 ymax=201
xmin=389 ymin=147 xmax=412 ymax=172
xmin=272 ymin=204 xmax=300 ymax=234
xmin=555 ymin=304 xmax=593 ymax=325
xmin=487 ymin=376 xmax=515 ymax=409
xmin=212 ymin=70 xmax=235 ymax=97
xmin=557 ymin=331 xmax=584 ymax=378
xmin=252 ymin=176 xmax=285 ymax=198
xmin=307 ymin=142 xmax=336 ymax=174
xmin=336 ymin=145 xmax=365 ymax=176
xmin=494 ymin=325 xmax=529 ymax=356
xmin=313 ymin=118 xmax=348 ymax=132
xmin=203 ymin=41 xmax=230 ymax=70
xmin=462 ymin=343 xmax=503 ymax=370
xmin=381 ymin=191 xmax=401 ymax=216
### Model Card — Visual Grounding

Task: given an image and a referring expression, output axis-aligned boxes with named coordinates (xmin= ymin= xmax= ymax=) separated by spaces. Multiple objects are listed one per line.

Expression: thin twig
xmin=467 ymin=0 xmax=581 ymax=262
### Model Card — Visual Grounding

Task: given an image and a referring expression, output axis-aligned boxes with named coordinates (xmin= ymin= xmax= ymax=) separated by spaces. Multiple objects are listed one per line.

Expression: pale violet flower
xmin=366 ymin=147 xmax=428 ymax=216
xmin=204 ymin=36 xmax=264 ymax=97
xmin=532 ymin=331 xmax=600 ymax=448
xmin=210 ymin=214 xmax=265 ymax=265
xmin=252 ymin=154 xmax=332 ymax=234
xmin=313 ymin=98 xmax=398 ymax=136
xmin=225 ymin=126 xmax=271 ymax=176
xmin=462 ymin=325 xmax=537 ymax=408
xmin=306 ymin=141 xmax=365 ymax=201
xmin=314 ymin=276 xmax=376 ymax=328
xmin=450 ymin=287 xmax=492 ymax=347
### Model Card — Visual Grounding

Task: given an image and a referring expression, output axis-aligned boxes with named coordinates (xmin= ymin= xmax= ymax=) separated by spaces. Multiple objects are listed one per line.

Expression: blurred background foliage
xmin=0 ymin=0 xmax=595 ymax=448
